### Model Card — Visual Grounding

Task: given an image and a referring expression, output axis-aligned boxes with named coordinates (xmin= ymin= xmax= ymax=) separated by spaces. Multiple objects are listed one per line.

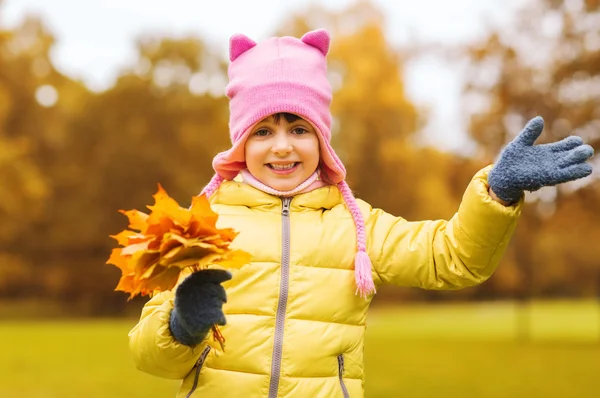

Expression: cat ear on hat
xmin=300 ymin=29 xmax=330 ymax=56
xmin=229 ymin=33 xmax=257 ymax=61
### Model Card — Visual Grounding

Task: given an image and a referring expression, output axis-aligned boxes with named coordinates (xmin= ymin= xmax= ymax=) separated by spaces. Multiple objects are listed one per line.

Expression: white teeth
xmin=270 ymin=163 xmax=297 ymax=170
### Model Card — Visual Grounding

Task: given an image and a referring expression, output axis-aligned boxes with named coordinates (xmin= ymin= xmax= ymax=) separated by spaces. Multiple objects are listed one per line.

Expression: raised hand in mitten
xmin=169 ymin=269 xmax=232 ymax=346
xmin=488 ymin=116 xmax=594 ymax=204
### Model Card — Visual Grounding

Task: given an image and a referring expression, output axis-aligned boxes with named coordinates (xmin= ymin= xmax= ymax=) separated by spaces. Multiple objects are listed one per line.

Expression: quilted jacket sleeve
xmin=128 ymin=287 xmax=206 ymax=380
xmin=366 ymin=165 xmax=523 ymax=289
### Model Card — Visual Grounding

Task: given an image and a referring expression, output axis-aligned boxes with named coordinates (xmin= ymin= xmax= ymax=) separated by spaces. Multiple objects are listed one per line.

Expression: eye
xmin=292 ymin=127 xmax=309 ymax=135
xmin=254 ymin=129 xmax=270 ymax=137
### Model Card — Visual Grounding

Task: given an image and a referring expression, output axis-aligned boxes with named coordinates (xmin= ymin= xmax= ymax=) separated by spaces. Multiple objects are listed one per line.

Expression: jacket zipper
xmin=185 ymin=345 xmax=212 ymax=398
xmin=268 ymin=197 xmax=292 ymax=398
xmin=338 ymin=354 xmax=350 ymax=398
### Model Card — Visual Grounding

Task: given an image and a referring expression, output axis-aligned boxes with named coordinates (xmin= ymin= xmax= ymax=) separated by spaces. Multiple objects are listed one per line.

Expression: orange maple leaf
xmin=107 ymin=184 xmax=251 ymax=350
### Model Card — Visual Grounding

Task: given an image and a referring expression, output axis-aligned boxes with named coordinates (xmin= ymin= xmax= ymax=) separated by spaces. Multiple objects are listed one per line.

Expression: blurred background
xmin=1 ymin=0 xmax=599 ymax=397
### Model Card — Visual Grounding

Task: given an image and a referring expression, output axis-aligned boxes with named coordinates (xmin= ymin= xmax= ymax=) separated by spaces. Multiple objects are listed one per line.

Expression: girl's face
xmin=245 ymin=113 xmax=320 ymax=191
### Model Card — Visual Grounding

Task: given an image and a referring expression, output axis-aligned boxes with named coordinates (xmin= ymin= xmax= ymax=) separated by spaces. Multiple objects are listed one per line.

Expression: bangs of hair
xmin=272 ymin=112 xmax=302 ymax=124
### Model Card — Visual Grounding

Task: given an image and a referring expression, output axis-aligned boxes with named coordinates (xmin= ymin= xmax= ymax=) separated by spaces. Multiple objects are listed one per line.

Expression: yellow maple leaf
xmin=107 ymin=184 xmax=251 ymax=350
xmin=118 ymin=209 xmax=149 ymax=233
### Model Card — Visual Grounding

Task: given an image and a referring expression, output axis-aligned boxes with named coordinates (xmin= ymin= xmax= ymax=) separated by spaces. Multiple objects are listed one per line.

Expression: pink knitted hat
xmin=201 ymin=29 xmax=376 ymax=298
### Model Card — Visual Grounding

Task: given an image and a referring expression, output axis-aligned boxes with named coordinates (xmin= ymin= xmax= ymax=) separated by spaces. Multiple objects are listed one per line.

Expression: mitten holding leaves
xmin=169 ymin=269 xmax=232 ymax=346
xmin=488 ymin=116 xmax=594 ymax=204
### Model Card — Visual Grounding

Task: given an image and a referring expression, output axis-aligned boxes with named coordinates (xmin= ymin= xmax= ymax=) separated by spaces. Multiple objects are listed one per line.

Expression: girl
xmin=128 ymin=29 xmax=593 ymax=397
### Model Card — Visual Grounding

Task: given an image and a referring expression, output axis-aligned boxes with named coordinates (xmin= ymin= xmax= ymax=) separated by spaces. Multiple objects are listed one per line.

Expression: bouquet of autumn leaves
xmin=107 ymin=184 xmax=251 ymax=348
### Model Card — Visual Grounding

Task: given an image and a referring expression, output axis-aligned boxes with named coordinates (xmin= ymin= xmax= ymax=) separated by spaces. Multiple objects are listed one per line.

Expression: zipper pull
xmin=338 ymin=354 xmax=344 ymax=375
xmin=282 ymin=198 xmax=291 ymax=216
xmin=197 ymin=345 xmax=212 ymax=366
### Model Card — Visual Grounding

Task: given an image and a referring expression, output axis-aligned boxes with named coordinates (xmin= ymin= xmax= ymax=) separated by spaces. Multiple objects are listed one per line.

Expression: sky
xmin=1 ymin=0 xmax=522 ymax=152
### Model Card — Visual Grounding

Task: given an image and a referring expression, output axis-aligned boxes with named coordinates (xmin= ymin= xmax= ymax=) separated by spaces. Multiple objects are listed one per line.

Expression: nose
xmin=271 ymin=131 xmax=293 ymax=156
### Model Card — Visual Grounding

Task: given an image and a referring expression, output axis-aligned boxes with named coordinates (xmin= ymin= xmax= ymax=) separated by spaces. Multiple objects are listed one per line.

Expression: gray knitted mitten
xmin=488 ymin=116 xmax=594 ymax=203
xmin=169 ymin=269 xmax=231 ymax=346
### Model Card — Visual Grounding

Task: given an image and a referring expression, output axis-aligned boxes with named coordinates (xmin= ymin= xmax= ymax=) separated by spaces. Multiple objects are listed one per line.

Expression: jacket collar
xmin=210 ymin=180 xmax=344 ymax=211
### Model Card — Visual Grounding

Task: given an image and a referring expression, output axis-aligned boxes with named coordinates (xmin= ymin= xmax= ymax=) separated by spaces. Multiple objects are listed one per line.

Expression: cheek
xmin=245 ymin=140 xmax=261 ymax=158
xmin=244 ymin=143 xmax=260 ymax=168
xmin=307 ymin=137 xmax=321 ymax=164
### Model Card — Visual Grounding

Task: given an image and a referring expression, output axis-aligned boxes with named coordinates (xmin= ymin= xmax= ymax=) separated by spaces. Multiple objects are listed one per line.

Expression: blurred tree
xmin=0 ymin=13 xmax=92 ymax=305
xmin=460 ymin=0 xmax=600 ymax=298
xmin=0 ymin=14 xmax=89 ymax=246
xmin=54 ymin=35 xmax=230 ymax=248
xmin=462 ymin=0 xmax=599 ymax=162
xmin=0 ymin=2 xmax=233 ymax=312
xmin=0 ymin=17 xmax=48 ymax=243
xmin=44 ymin=35 xmax=232 ymax=311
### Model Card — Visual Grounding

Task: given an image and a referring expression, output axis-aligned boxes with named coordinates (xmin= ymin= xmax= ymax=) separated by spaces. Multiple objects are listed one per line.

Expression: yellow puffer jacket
xmin=128 ymin=166 xmax=522 ymax=397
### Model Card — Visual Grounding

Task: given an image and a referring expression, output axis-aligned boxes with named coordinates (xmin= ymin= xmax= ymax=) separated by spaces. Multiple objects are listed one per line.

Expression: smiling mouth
xmin=267 ymin=162 xmax=299 ymax=170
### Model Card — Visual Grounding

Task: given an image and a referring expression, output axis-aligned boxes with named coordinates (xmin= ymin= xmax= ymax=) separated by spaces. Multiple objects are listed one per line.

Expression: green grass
xmin=1 ymin=300 xmax=599 ymax=397
xmin=365 ymin=300 xmax=600 ymax=398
